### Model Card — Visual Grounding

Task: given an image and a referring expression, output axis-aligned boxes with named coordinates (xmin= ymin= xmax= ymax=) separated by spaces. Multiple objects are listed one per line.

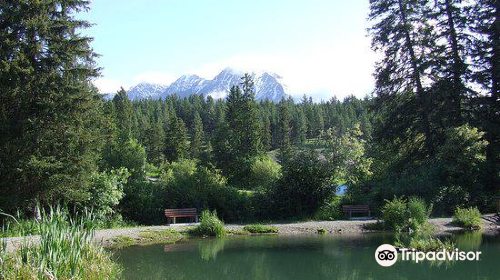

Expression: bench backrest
xmin=164 ymin=208 xmax=198 ymax=216
xmin=342 ymin=205 xmax=370 ymax=211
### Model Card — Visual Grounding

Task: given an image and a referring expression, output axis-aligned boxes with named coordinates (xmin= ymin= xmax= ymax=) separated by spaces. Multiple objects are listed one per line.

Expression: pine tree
xmin=0 ymin=0 xmax=102 ymax=210
xmin=428 ymin=0 xmax=471 ymax=125
xmin=295 ymin=107 xmax=308 ymax=144
xmin=113 ymin=88 xmax=134 ymax=142
xmin=369 ymin=0 xmax=435 ymax=156
xmin=191 ymin=111 xmax=204 ymax=158
xmin=277 ymin=101 xmax=292 ymax=152
xmin=471 ymin=0 xmax=500 ymax=193
xmin=262 ymin=113 xmax=272 ymax=151
xmin=164 ymin=114 xmax=189 ymax=161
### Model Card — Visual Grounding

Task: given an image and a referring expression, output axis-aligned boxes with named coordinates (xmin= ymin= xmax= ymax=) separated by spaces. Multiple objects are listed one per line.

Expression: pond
xmin=113 ymin=231 xmax=499 ymax=280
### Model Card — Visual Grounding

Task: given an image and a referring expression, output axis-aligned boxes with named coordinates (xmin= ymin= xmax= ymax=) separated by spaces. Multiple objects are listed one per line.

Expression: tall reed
xmin=0 ymin=206 xmax=120 ymax=279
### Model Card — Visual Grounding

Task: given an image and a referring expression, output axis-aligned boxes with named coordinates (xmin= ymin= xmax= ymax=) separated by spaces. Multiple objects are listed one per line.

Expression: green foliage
xmin=248 ymin=156 xmax=282 ymax=190
xmin=160 ymin=159 xmax=252 ymax=222
xmin=103 ymin=138 xmax=146 ymax=181
xmin=0 ymin=0 xmax=103 ymax=212
xmin=271 ymin=150 xmax=334 ymax=218
xmin=381 ymin=197 xmax=430 ymax=232
xmin=452 ymin=207 xmax=482 ymax=229
xmin=86 ymin=168 xmax=129 ymax=224
xmin=314 ymin=196 xmax=344 ymax=221
xmin=191 ymin=210 xmax=225 ymax=237
xmin=243 ymin=224 xmax=279 ymax=234
xmin=0 ymin=206 xmax=121 ymax=279
xmin=164 ymin=115 xmax=189 ymax=161
xmin=191 ymin=111 xmax=204 ymax=158
xmin=395 ymin=235 xmax=455 ymax=252
xmin=317 ymin=228 xmax=327 ymax=234
xmin=322 ymin=124 xmax=372 ymax=186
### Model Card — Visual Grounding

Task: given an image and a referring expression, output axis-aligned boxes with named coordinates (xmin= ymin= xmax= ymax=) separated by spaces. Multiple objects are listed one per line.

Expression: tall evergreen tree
xmin=277 ymin=100 xmax=292 ymax=152
xmin=113 ymin=88 xmax=134 ymax=142
xmin=164 ymin=114 xmax=189 ymax=161
xmin=369 ymin=0 xmax=435 ymax=156
xmin=471 ymin=0 xmax=500 ymax=193
xmin=191 ymin=111 xmax=204 ymax=158
xmin=0 ymin=0 xmax=102 ymax=210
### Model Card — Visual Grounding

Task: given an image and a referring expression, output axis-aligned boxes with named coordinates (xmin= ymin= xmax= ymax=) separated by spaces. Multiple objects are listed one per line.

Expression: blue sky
xmin=81 ymin=0 xmax=376 ymax=100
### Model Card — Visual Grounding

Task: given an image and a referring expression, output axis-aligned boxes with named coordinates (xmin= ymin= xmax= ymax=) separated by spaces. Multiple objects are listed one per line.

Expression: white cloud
xmin=131 ymin=71 xmax=177 ymax=86
xmin=191 ymin=38 xmax=377 ymax=100
xmin=93 ymin=72 xmax=177 ymax=93
xmin=94 ymin=37 xmax=377 ymax=100
xmin=93 ymin=77 xmax=125 ymax=94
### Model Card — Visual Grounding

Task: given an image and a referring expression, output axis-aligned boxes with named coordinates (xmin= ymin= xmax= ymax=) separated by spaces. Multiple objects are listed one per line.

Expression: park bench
xmin=342 ymin=205 xmax=371 ymax=218
xmin=164 ymin=208 xmax=199 ymax=224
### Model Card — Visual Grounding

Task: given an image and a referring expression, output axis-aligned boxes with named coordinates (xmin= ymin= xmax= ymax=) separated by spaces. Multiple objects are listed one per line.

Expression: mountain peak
xmin=111 ymin=68 xmax=289 ymax=102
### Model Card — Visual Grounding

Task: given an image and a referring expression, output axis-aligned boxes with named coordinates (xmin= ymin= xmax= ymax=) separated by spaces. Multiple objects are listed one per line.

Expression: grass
xmin=108 ymin=229 xmax=183 ymax=249
xmin=243 ymin=224 xmax=279 ymax=234
xmin=0 ymin=206 xmax=121 ymax=279
xmin=452 ymin=206 xmax=482 ymax=229
xmin=189 ymin=210 xmax=225 ymax=237
xmin=317 ymin=228 xmax=327 ymax=234
xmin=395 ymin=235 xmax=455 ymax=252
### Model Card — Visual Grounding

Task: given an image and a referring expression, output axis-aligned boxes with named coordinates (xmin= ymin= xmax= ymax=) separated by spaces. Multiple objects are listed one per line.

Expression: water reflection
xmin=114 ymin=232 xmax=500 ymax=280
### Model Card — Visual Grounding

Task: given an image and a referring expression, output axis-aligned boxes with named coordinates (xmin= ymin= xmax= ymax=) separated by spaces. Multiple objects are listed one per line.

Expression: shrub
xmin=243 ymin=224 xmax=279 ymax=234
xmin=191 ymin=210 xmax=225 ymax=237
xmin=452 ymin=206 xmax=482 ymax=229
xmin=381 ymin=197 xmax=408 ymax=231
xmin=314 ymin=196 xmax=344 ymax=220
xmin=407 ymin=197 xmax=431 ymax=230
xmin=381 ymin=196 xmax=430 ymax=231
xmin=271 ymin=150 xmax=334 ymax=218
xmin=395 ymin=235 xmax=454 ymax=252
xmin=87 ymin=168 xmax=129 ymax=224
xmin=317 ymin=228 xmax=327 ymax=234
xmin=248 ymin=156 xmax=281 ymax=190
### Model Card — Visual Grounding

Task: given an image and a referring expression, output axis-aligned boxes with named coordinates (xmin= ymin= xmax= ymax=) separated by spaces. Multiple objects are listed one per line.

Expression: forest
xmin=0 ymin=0 xmax=498 ymax=226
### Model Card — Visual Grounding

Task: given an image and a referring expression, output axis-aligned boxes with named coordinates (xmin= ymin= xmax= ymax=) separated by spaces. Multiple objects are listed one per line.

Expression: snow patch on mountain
xmin=105 ymin=68 xmax=289 ymax=102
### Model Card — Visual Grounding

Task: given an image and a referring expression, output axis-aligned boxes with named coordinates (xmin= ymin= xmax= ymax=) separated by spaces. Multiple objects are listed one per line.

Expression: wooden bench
xmin=164 ymin=208 xmax=199 ymax=224
xmin=342 ymin=205 xmax=371 ymax=218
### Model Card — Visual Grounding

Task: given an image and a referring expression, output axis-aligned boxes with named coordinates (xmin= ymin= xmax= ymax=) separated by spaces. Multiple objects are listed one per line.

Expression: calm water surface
xmin=113 ymin=231 xmax=499 ymax=280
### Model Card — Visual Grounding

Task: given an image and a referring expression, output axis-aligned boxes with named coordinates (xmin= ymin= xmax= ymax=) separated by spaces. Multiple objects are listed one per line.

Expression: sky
xmin=80 ymin=0 xmax=377 ymax=100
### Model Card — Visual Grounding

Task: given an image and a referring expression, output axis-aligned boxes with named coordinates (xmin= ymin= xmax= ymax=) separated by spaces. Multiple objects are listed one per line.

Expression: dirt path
xmin=2 ymin=215 xmax=498 ymax=252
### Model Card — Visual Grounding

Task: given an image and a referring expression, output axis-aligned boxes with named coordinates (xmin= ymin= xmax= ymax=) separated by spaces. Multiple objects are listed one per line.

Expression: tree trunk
xmin=444 ymin=0 xmax=464 ymax=125
xmin=397 ymin=0 xmax=434 ymax=156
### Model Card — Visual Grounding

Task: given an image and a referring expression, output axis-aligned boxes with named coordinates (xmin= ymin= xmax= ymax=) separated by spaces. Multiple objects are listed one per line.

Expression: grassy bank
xmin=0 ymin=207 xmax=120 ymax=280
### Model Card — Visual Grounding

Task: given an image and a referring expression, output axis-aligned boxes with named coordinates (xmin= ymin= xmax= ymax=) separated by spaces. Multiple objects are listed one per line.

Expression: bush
xmin=452 ymin=206 xmax=482 ymax=229
xmin=161 ymin=159 xmax=254 ymax=222
xmin=395 ymin=235 xmax=454 ymax=252
xmin=248 ymin=156 xmax=281 ymax=190
xmin=407 ymin=197 xmax=432 ymax=230
xmin=243 ymin=224 xmax=279 ymax=234
xmin=271 ymin=150 xmax=334 ymax=218
xmin=191 ymin=210 xmax=225 ymax=237
xmin=381 ymin=197 xmax=408 ymax=231
xmin=314 ymin=196 xmax=344 ymax=220
xmin=86 ymin=168 xmax=129 ymax=224
xmin=381 ymin=196 xmax=430 ymax=231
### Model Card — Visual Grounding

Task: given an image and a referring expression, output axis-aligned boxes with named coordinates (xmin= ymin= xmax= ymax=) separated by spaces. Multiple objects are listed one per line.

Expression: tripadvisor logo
xmin=375 ymin=244 xmax=482 ymax=267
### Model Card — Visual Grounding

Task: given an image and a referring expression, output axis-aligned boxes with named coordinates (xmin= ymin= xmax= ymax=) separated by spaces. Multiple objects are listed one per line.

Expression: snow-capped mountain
xmin=104 ymin=68 xmax=289 ymax=102
xmin=127 ymin=83 xmax=167 ymax=100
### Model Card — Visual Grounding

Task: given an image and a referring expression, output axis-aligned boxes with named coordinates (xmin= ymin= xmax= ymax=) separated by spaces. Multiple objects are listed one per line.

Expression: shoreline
xmin=2 ymin=216 xmax=498 ymax=252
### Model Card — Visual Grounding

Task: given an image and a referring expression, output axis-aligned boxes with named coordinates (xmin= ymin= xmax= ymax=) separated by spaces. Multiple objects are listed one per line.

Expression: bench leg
xmin=195 ymin=216 xmax=199 ymax=223
xmin=173 ymin=217 xmax=176 ymax=224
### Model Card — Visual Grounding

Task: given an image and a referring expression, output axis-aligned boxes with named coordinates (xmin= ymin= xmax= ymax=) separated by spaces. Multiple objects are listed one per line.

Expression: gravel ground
xmin=2 ymin=215 xmax=498 ymax=252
